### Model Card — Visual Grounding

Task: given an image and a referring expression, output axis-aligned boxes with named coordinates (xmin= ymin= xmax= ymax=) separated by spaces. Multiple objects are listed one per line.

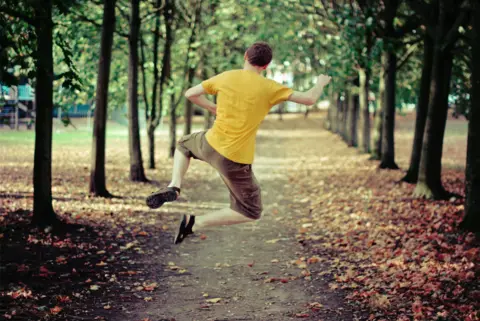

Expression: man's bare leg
xmin=193 ymin=207 xmax=257 ymax=230
xmin=169 ymin=149 xmax=191 ymax=189
xmin=146 ymin=148 xmax=190 ymax=209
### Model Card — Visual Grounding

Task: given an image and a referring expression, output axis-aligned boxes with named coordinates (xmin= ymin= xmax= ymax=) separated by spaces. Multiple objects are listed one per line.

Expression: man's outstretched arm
xmin=184 ymin=84 xmax=217 ymax=114
xmin=287 ymin=74 xmax=332 ymax=106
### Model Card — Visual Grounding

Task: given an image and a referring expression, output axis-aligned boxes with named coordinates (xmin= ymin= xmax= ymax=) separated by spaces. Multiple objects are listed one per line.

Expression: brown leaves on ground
xmin=277 ymin=115 xmax=479 ymax=320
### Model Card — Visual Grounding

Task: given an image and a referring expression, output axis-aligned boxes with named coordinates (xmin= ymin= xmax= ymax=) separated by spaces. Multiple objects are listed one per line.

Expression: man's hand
xmin=185 ymin=84 xmax=217 ymax=114
xmin=288 ymin=74 xmax=332 ymax=106
xmin=316 ymin=74 xmax=332 ymax=87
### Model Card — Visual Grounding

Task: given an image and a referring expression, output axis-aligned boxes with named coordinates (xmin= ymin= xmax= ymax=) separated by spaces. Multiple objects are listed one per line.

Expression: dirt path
xmin=118 ymin=115 xmax=361 ymax=321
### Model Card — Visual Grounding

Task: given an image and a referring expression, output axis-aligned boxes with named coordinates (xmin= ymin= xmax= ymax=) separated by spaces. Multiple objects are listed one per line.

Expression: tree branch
xmin=396 ymin=43 xmax=419 ymax=71
xmin=73 ymin=13 xmax=129 ymax=38
xmin=441 ymin=0 xmax=470 ymax=51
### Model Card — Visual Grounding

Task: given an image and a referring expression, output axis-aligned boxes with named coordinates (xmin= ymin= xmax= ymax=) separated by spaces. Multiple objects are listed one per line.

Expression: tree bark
xmin=342 ymin=91 xmax=349 ymax=140
xmin=372 ymin=55 xmax=386 ymax=160
xmin=146 ymin=0 xmax=162 ymax=169
xmin=169 ymin=94 xmax=176 ymax=158
xmin=414 ymin=2 xmax=454 ymax=199
xmin=89 ymin=0 xmax=116 ymax=197
xmin=379 ymin=50 xmax=399 ymax=169
xmin=460 ymin=0 xmax=480 ymax=232
xmin=160 ymin=0 xmax=174 ymax=157
xmin=346 ymin=92 xmax=358 ymax=147
xmin=184 ymin=66 xmax=195 ymax=135
xmin=325 ymin=100 xmax=332 ymax=130
xmin=127 ymin=0 xmax=147 ymax=182
xmin=331 ymin=92 xmax=339 ymax=132
xmin=336 ymin=95 xmax=343 ymax=135
xmin=402 ymin=36 xmax=434 ymax=183
xmin=358 ymin=68 xmax=371 ymax=153
xmin=32 ymin=0 xmax=58 ymax=225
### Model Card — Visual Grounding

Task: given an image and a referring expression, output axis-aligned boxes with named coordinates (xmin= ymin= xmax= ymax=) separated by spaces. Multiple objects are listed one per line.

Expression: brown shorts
xmin=177 ymin=131 xmax=262 ymax=220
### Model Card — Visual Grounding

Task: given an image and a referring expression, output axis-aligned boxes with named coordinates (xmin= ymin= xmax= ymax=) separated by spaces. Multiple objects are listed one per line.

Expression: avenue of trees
xmin=0 ymin=0 xmax=478 ymax=232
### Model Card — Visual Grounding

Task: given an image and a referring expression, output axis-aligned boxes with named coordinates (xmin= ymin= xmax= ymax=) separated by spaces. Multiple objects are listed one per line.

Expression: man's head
xmin=244 ymin=42 xmax=272 ymax=70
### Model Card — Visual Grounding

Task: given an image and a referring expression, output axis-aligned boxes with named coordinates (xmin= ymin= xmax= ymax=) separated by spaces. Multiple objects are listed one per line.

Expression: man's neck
xmin=243 ymin=63 xmax=263 ymax=75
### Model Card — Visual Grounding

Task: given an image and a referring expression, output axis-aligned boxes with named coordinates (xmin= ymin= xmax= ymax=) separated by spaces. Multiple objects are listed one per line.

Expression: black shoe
xmin=185 ymin=215 xmax=195 ymax=235
xmin=146 ymin=186 xmax=180 ymax=209
xmin=174 ymin=215 xmax=187 ymax=244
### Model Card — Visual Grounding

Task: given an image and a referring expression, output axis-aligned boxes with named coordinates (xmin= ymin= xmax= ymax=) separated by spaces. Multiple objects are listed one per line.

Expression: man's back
xmin=202 ymin=69 xmax=292 ymax=164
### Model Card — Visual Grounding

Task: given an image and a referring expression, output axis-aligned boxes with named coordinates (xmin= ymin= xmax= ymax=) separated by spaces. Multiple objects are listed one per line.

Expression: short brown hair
xmin=246 ymin=42 xmax=272 ymax=67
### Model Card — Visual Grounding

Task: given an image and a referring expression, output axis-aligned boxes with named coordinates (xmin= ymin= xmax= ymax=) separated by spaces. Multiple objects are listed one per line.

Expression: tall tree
xmin=32 ymin=0 xmax=57 ymax=225
xmin=127 ymin=0 xmax=147 ymax=181
xmin=146 ymin=0 xmax=174 ymax=165
xmin=379 ymin=0 xmax=401 ymax=169
xmin=89 ymin=0 xmax=117 ymax=197
xmin=414 ymin=0 xmax=468 ymax=199
xmin=358 ymin=62 xmax=372 ymax=153
xmin=164 ymin=0 xmax=176 ymax=158
xmin=183 ymin=66 xmax=195 ymax=135
xmin=1 ymin=0 xmax=81 ymax=225
xmin=346 ymin=92 xmax=359 ymax=147
xmin=461 ymin=0 xmax=480 ymax=232
xmin=372 ymin=55 xmax=386 ymax=160
xmin=401 ymin=35 xmax=434 ymax=183
xmin=183 ymin=0 xmax=203 ymax=136
xmin=146 ymin=0 xmax=161 ymax=169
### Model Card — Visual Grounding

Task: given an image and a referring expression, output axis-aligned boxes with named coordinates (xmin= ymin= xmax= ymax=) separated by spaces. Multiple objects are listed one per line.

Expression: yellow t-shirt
xmin=202 ymin=69 xmax=293 ymax=164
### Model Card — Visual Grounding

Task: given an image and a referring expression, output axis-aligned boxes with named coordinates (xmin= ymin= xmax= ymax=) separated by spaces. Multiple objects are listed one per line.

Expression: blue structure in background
xmin=52 ymin=104 xmax=93 ymax=118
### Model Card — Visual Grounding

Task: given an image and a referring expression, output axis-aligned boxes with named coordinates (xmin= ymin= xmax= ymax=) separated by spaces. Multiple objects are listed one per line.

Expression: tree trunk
xmin=89 ymin=0 xmax=116 ymax=197
xmin=159 ymin=0 xmax=174 ymax=156
xmin=331 ymin=92 xmax=339 ymax=132
xmin=325 ymin=100 xmax=332 ymax=130
xmin=139 ymin=36 xmax=149 ymax=115
xmin=358 ymin=68 xmax=371 ymax=153
xmin=169 ymin=94 xmax=176 ymax=158
xmin=402 ymin=36 xmax=434 ymax=183
xmin=460 ymin=0 xmax=480 ymax=232
xmin=146 ymin=0 xmax=161 ymax=169
xmin=346 ymin=92 xmax=358 ymax=147
xmin=184 ymin=66 xmax=195 ymax=135
xmin=336 ymin=95 xmax=343 ymax=135
xmin=342 ymin=91 xmax=349 ymax=140
xmin=372 ymin=55 xmax=385 ymax=160
xmin=127 ymin=0 xmax=147 ymax=182
xmin=32 ymin=0 xmax=58 ymax=225
xmin=379 ymin=50 xmax=399 ymax=169
xmin=278 ymin=101 xmax=284 ymax=121
xmin=414 ymin=3 xmax=454 ymax=199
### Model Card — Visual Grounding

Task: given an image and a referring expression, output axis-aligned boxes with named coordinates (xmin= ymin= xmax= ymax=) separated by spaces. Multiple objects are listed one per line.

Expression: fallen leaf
xmin=50 ymin=306 xmax=63 ymax=315
xmin=103 ymin=305 xmax=111 ymax=310
xmin=199 ymin=234 xmax=207 ymax=240
xmin=57 ymin=295 xmax=71 ymax=303
xmin=90 ymin=285 xmax=100 ymax=291
xmin=206 ymin=298 xmax=222 ymax=303
xmin=295 ymin=313 xmax=309 ymax=318
xmin=144 ymin=297 xmax=153 ymax=302
xmin=143 ymin=282 xmax=158 ymax=291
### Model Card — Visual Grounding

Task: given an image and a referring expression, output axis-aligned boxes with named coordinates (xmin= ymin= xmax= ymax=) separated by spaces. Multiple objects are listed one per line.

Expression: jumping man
xmin=146 ymin=42 xmax=332 ymax=244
